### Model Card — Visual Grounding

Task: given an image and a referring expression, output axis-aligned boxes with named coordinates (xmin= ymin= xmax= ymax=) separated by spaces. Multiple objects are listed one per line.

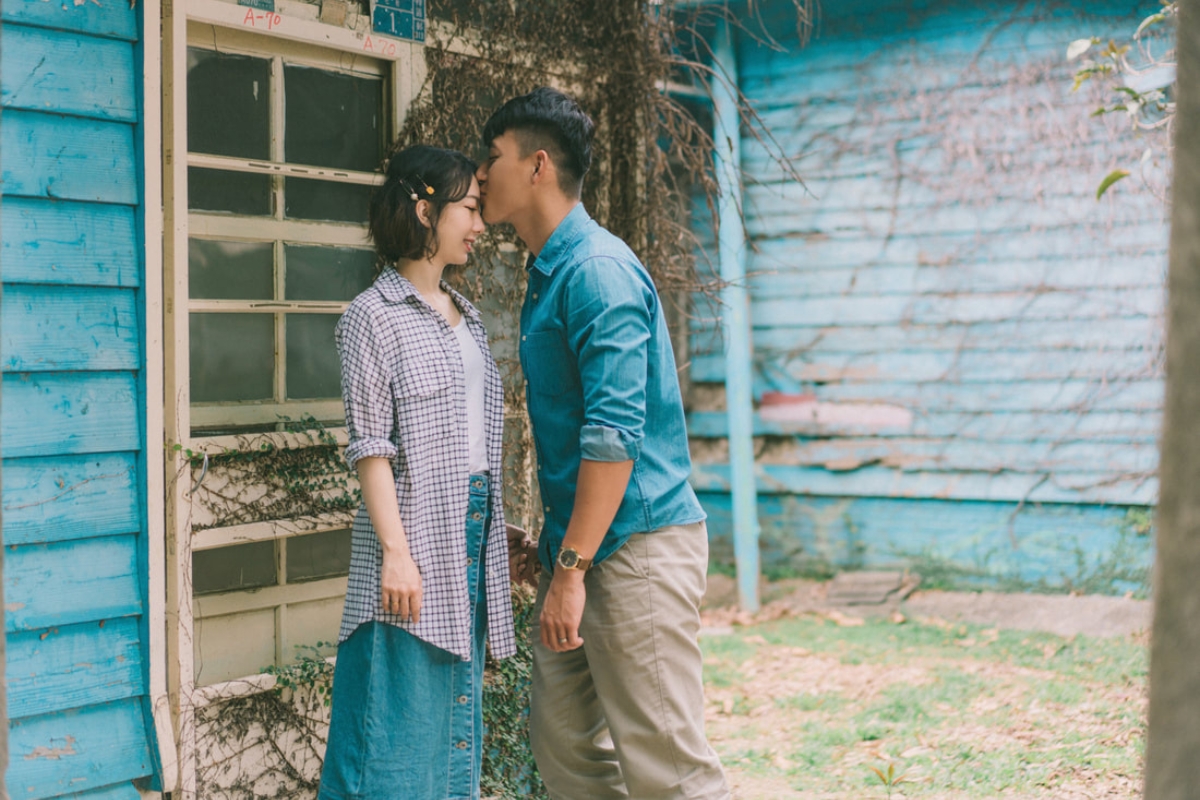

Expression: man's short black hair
xmin=481 ymin=86 xmax=596 ymax=197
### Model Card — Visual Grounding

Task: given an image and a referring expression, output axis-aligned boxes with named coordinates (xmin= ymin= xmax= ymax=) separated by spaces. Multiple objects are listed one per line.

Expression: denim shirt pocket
xmin=521 ymin=330 xmax=581 ymax=397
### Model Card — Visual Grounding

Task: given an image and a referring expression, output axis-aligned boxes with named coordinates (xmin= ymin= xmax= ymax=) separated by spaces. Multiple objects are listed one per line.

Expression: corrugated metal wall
xmin=1 ymin=0 xmax=158 ymax=795
xmin=689 ymin=0 xmax=1166 ymax=592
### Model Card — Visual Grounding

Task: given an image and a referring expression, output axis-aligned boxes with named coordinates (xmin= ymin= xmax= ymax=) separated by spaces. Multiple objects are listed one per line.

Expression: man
xmin=477 ymin=86 xmax=730 ymax=800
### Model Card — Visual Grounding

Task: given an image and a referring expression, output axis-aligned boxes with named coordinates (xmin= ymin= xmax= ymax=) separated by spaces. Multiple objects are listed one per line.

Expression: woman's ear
xmin=415 ymin=198 xmax=433 ymax=229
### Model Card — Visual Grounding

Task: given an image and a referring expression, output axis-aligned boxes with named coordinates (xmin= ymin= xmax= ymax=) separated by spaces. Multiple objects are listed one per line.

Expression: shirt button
xmin=457 ymin=695 xmax=469 ymax=704
xmin=456 ymin=741 xmax=469 ymax=750
xmin=467 ymin=557 xmax=474 ymax=565
xmin=473 ymin=480 xmax=483 ymax=488
xmin=544 ymin=505 xmax=551 ymax=512
xmin=472 ymin=511 xmax=483 ymax=521
xmin=522 ymin=335 xmax=527 ymax=341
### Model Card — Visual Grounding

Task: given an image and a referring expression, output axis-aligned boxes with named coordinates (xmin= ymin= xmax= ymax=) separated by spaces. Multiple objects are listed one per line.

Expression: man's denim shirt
xmin=520 ymin=204 xmax=707 ymax=571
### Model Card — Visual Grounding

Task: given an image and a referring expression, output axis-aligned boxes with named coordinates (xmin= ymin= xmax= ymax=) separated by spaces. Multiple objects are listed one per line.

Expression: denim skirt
xmin=318 ymin=474 xmax=490 ymax=800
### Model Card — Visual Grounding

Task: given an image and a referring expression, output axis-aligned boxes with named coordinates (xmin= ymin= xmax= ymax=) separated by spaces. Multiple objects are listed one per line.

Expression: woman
xmin=319 ymin=145 xmax=516 ymax=800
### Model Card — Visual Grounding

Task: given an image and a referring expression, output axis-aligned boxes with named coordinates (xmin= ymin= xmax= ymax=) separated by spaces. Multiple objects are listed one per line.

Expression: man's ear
xmin=532 ymin=150 xmax=550 ymax=183
xmin=415 ymin=198 xmax=433 ymax=229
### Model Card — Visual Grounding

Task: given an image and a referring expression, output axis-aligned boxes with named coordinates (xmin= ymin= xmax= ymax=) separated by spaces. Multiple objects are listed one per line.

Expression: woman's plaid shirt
xmin=335 ymin=268 xmax=516 ymax=660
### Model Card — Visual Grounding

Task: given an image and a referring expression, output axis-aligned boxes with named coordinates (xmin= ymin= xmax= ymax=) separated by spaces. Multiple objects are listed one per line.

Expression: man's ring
xmin=558 ymin=638 xmax=568 ymax=644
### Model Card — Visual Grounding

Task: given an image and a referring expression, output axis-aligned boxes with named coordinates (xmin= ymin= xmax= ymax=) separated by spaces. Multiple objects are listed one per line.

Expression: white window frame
xmin=185 ymin=22 xmax=388 ymax=431
xmin=162 ymin=2 xmax=431 ymax=792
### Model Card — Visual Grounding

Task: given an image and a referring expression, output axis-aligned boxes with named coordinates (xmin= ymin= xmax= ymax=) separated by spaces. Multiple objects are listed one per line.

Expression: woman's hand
xmin=381 ymin=549 xmax=423 ymax=623
xmin=506 ymin=523 xmax=540 ymax=587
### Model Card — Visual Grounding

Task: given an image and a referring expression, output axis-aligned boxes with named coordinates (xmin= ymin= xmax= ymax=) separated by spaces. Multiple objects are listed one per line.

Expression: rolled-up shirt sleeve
xmin=336 ymin=301 xmax=399 ymax=470
xmin=566 ymin=257 xmax=651 ymax=463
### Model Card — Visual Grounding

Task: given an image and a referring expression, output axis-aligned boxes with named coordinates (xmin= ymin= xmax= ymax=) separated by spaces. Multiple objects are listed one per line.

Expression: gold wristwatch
xmin=556 ymin=546 xmax=593 ymax=572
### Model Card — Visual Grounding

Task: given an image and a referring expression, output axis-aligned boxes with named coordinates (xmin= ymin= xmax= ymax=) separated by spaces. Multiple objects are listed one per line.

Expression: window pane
xmin=190 ymin=239 xmax=274 ymax=300
xmin=189 ymin=167 xmax=272 ymax=216
xmin=283 ymin=65 xmax=383 ymax=171
xmin=287 ymin=529 xmax=352 ymax=583
xmin=285 ymin=244 xmax=375 ymax=302
xmin=193 ymin=541 xmax=277 ymax=595
xmin=286 ymin=314 xmax=341 ymax=399
xmin=284 ymin=178 xmax=371 ymax=223
xmin=188 ymin=49 xmax=270 ymax=159
xmin=190 ymin=313 xmax=275 ymax=403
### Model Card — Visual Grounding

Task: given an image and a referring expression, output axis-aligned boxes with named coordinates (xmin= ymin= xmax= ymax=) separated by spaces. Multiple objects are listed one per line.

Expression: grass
xmin=701 ymin=614 xmax=1147 ymax=799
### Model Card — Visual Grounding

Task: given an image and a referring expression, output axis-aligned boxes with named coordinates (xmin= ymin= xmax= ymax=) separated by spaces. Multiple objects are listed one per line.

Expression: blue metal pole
xmin=712 ymin=18 xmax=760 ymax=612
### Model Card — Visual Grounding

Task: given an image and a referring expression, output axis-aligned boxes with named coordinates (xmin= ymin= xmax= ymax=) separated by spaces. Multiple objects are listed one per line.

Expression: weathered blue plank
xmin=690 ymin=462 xmax=1157 ymax=505
xmin=699 ymin=436 xmax=1157 ymax=474
xmin=698 ymin=492 xmax=1153 ymax=595
xmin=2 ymin=25 xmax=137 ymax=122
xmin=51 ymin=783 xmax=141 ymax=800
xmin=1 ymin=197 xmax=140 ymax=287
xmin=1 ymin=0 xmax=138 ymax=41
xmin=741 ymin=220 xmax=1168 ymax=267
xmin=6 ymin=535 xmax=141 ymax=633
xmin=8 ymin=618 xmax=144 ymax=719
xmin=2 ymin=285 xmax=140 ymax=372
xmin=8 ymin=698 xmax=152 ymax=800
xmin=738 ymin=258 xmax=1166 ymax=297
xmin=693 ymin=318 xmax=1164 ymax=356
xmin=1 ymin=372 xmax=139 ymax=458
xmin=746 ymin=194 xmax=1164 ymax=241
xmin=692 ymin=345 xmax=1162 ymax=385
xmin=2 ymin=453 xmax=139 ymax=546
xmin=804 ymin=378 xmax=1163 ymax=413
xmin=745 ymin=0 xmax=1143 ymax=53
xmin=3 ymin=285 xmax=140 ymax=372
xmin=739 ymin=289 xmax=1160 ymax=329
xmin=2 ymin=109 xmax=137 ymax=204
xmin=687 ymin=410 xmax=1162 ymax=444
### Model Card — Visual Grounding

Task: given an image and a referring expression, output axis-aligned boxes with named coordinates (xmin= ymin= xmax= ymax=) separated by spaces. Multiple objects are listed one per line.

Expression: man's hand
xmin=507 ymin=523 xmax=540 ymax=587
xmin=381 ymin=549 xmax=422 ymax=623
xmin=540 ymin=569 xmax=586 ymax=652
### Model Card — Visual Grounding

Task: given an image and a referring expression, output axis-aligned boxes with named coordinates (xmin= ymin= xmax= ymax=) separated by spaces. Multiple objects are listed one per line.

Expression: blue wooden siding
xmin=690 ymin=0 xmax=1164 ymax=590
xmin=1 ymin=0 xmax=158 ymax=795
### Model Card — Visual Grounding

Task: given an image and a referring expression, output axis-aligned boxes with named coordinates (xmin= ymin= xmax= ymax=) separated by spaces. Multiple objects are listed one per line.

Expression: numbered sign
xmin=237 ymin=0 xmax=275 ymax=12
xmin=371 ymin=0 xmax=425 ymax=42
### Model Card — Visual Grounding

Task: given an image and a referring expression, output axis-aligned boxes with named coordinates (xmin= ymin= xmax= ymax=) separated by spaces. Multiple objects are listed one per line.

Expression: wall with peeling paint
xmin=689 ymin=0 xmax=1166 ymax=593
xmin=1 ymin=0 xmax=161 ymax=796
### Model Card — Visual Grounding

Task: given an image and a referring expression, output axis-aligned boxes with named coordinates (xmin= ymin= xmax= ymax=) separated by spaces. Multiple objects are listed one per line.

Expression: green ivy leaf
xmin=1096 ymin=169 xmax=1131 ymax=199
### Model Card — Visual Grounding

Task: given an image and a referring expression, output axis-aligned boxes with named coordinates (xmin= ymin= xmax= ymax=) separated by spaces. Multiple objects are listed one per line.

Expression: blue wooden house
xmin=2 ymin=0 xmax=173 ymax=795
xmin=687 ymin=0 xmax=1167 ymax=598
xmin=0 ymin=0 xmax=1169 ymax=794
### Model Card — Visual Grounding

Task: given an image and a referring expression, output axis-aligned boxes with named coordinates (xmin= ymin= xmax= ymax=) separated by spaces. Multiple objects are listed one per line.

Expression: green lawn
xmin=701 ymin=614 xmax=1147 ymax=799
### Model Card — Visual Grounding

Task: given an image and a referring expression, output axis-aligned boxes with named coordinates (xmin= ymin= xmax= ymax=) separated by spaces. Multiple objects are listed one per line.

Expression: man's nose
xmin=475 ymin=163 xmax=488 ymax=181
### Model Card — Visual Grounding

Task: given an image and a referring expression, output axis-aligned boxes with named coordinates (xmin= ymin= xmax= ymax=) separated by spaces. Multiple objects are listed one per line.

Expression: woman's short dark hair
xmin=481 ymin=87 xmax=595 ymax=197
xmin=369 ymin=145 xmax=477 ymax=268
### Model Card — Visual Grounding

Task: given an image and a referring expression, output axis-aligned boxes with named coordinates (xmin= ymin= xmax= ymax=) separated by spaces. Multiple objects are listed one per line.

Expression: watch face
xmin=558 ymin=549 xmax=579 ymax=568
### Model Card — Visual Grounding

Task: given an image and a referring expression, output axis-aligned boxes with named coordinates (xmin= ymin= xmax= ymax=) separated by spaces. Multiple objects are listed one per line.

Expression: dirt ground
xmin=698 ymin=574 xmax=1150 ymax=799
xmin=701 ymin=574 xmax=1152 ymax=639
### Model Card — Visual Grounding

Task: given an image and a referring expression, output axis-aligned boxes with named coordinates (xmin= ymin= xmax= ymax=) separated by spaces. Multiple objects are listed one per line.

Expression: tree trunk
xmin=1144 ymin=2 xmax=1200 ymax=797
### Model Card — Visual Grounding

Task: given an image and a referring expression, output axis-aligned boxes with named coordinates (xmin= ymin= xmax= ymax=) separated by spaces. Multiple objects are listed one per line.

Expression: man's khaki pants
xmin=530 ymin=522 xmax=731 ymax=800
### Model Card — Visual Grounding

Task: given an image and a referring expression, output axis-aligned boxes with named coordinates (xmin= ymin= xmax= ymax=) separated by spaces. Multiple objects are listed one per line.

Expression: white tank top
xmin=453 ymin=318 xmax=489 ymax=474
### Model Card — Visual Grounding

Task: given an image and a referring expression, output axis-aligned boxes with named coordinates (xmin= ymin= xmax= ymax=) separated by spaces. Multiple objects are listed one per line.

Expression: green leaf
xmin=1096 ymin=169 xmax=1131 ymax=199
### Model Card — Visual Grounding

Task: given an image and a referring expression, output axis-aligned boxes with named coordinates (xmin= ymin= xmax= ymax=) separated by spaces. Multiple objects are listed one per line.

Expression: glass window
xmin=285 ymin=244 xmax=376 ymax=302
xmin=286 ymin=314 xmax=342 ymax=400
xmin=189 ymin=239 xmax=274 ymax=300
xmin=283 ymin=65 xmax=383 ymax=172
xmin=186 ymin=44 xmax=386 ymax=432
xmin=187 ymin=50 xmax=270 ymax=160
xmin=287 ymin=529 xmax=352 ymax=583
xmin=190 ymin=313 xmax=275 ymax=403
xmin=193 ymin=541 xmax=277 ymax=595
